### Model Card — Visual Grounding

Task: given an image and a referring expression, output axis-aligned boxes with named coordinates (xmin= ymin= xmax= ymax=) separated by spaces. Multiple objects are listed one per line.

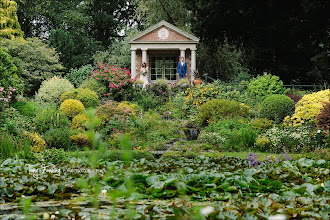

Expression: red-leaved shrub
xmin=286 ymin=94 xmax=302 ymax=103
xmin=316 ymin=99 xmax=330 ymax=130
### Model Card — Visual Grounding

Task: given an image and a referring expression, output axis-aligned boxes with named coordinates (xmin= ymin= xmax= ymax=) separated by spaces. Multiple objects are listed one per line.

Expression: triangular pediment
xmin=129 ymin=20 xmax=199 ymax=43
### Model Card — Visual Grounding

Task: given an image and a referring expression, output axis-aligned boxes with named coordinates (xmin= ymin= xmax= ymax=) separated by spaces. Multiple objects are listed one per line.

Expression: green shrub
xmin=60 ymin=99 xmax=85 ymax=118
xmin=249 ymin=118 xmax=274 ymax=132
xmin=12 ymin=101 xmax=36 ymax=117
xmin=33 ymin=105 xmax=70 ymax=133
xmin=43 ymin=128 xmax=73 ymax=149
xmin=248 ymin=73 xmax=288 ymax=98
xmin=198 ymin=99 xmax=251 ymax=126
xmin=147 ymin=78 xmax=170 ymax=104
xmin=70 ymin=131 xmax=91 ymax=147
xmin=0 ymin=107 xmax=33 ymax=135
xmin=1 ymin=38 xmax=65 ymax=96
xmin=0 ymin=47 xmax=22 ymax=92
xmin=79 ymin=78 xmax=107 ymax=97
xmin=60 ymin=88 xmax=100 ymax=108
xmin=259 ymin=94 xmax=295 ymax=123
xmin=34 ymin=148 xmax=72 ymax=163
xmin=132 ymin=90 xmax=161 ymax=111
xmin=36 ymin=76 xmax=74 ymax=104
xmin=65 ymin=64 xmax=93 ymax=87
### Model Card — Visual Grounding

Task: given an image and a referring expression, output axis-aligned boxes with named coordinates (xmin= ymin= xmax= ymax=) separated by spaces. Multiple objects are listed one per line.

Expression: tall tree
xmin=185 ymin=0 xmax=330 ymax=84
xmin=0 ymin=0 xmax=23 ymax=40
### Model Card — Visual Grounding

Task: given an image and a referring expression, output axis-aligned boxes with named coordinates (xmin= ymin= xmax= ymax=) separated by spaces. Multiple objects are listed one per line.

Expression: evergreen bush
xmin=12 ymin=101 xmax=36 ymax=117
xmin=259 ymin=94 xmax=295 ymax=123
xmin=35 ymin=76 xmax=74 ymax=104
xmin=43 ymin=128 xmax=72 ymax=149
xmin=60 ymin=88 xmax=100 ymax=108
xmin=60 ymin=99 xmax=85 ymax=118
xmin=198 ymin=99 xmax=251 ymax=126
xmin=79 ymin=78 xmax=107 ymax=97
xmin=248 ymin=73 xmax=288 ymax=98
xmin=65 ymin=65 xmax=93 ymax=87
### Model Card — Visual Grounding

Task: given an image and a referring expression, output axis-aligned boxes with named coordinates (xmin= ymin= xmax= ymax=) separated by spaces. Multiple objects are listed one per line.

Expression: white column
xmin=180 ymin=49 xmax=185 ymax=59
xmin=142 ymin=49 xmax=147 ymax=63
xmin=191 ymin=49 xmax=196 ymax=82
xmin=131 ymin=50 xmax=136 ymax=79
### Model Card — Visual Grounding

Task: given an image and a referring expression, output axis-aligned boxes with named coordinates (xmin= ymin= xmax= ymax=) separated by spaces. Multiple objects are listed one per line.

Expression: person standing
xmin=177 ymin=57 xmax=187 ymax=80
xmin=139 ymin=62 xmax=148 ymax=87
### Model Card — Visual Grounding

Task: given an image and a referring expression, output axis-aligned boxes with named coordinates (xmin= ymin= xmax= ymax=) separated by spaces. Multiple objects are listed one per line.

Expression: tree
xmin=1 ymin=38 xmax=65 ymax=96
xmin=185 ymin=0 xmax=330 ymax=84
xmin=0 ymin=47 xmax=21 ymax=91
xmin=0 ymin=0 xmax=23 ymax=40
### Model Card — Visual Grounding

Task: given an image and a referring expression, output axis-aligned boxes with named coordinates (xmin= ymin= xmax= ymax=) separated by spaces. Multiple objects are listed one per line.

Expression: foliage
xmin=12 ymin=100 xmax=36 ymax=117
xmin=247 ymin=73 xmax=288 ymax=98
xmin=249 ymin=118 xmax=274 ymax=132
xmin=245 ymin=152 xmax=292 ymax=167
xmin=284 ymin=89 xmax=330 ymax=127
xmin=60 ymin=99 xmax=85 ymax=118
xmin=198 ymin=131 xmax=226 ymax=146
xmin=70 ymin=132 xmax=90 ymax=147
xmin=23 ymin=131 xmax=46 ymax=153
xmin=316 ymin=99 xmax=330 ymax=130
xmin=0 ymin=132 xmax=31 ymax=159
xmin=286 ymin=94 xmax=302 ymax=103
xmin=33 ymin=104 xmax=70 ymax=134
xmin=146 ymin=78 xmax=171 ymax=104
xmin=198 ymin=99 xmax=251 ymax=126
xmin=0 ymin=156 xmax=329 ymax=219
xmin=257 ymin=125 xmax=315 ymax=153
xmin=0 ymin=84 xmax=17 ymax=111
xmin=88 ymin=63 xmax=136 ymax=101
xmin=35 ymin=76 xmax=74 ymax=104
xmin=79 ymin=78 xmax=107 ymax=98
xmin=43 ymin=128 xmax=72 ymax=149
xmin=60 ymin=88 xmax=100 ymax=109
xmin=65 ymin=64 xmax=93 ymax=87
xmin=186 ymin=0 xmax=329 ymax=84
xmin=0 ymin=47 xmax=21 ymax=91
xmin=1 ymin=38 xmax=65 ymax=95
xmin=259 ymin=94 xmax=295 ymax=123
xmin=0 ymin=0 xmax=24 ymax=40
xmin=92 ymin=30 xmax=138 ymax=69
xmin=71 ymin=113 xmax=89 ymax=130
xmin=0 ymin=107 xmax=33 ymax=135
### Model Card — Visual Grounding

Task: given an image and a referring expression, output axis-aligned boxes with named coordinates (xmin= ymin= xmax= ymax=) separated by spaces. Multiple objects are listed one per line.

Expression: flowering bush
xmin=258 ymin=126 xmax=314 ymax=153
xmin=198 ymin=131 xmax=226 ymax=146
xmin=23 ymin=131 xmax=46 ymax=153
xmin=88 ymin=63 xmax=136 ymax=101
xmin=147 ymin=78 xmax=171 ymax=104
xmin=259 ymin=94 xmax=295 ymax=123
xmin=247 ymin=73 xmax=288 ymax=98
xmin=0 ymin=84 xmax=17 ymax=110
xmin=283 ymin=89 xmax=330 ymax=127
xmin=246 ymin=152 xmax=292 ymax=167
xmin=60 ymin=99 xmax=85 ymax=118
xmin=35 ymin=76 xmax=74 ymax=104
xmin=183 ymin=81 xmax=240 ymax=109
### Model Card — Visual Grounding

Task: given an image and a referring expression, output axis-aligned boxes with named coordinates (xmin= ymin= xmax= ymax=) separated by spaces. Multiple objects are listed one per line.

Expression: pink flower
xmin=87 ymin=75 xmax=90 ymax=79
xmin=119 ymin=92 xmax=122 ymax=94
xmin=105 ymin=70 xmax=109 ymax=73
xmin=96 ymin=78 xmax=99 ymax=80
xmin=104 ymin=94 xmax=108 ymax=97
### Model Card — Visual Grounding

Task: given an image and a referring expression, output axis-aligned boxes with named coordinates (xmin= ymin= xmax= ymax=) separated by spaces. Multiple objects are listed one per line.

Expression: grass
xmin=221 ymin=151 xmax=302 ymax=159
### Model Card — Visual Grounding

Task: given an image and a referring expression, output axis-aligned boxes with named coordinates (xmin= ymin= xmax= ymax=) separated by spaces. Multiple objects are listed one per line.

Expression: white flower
xmin=55 ymin=211 xmax=59 ymax=214
xmin=268 ymin=214 xmax=287 ymax=220
xmin=51 ymin=215 xmax=55 ymax=220
xmin=200 ymin=206 xmax=214 ymax=216
xmin=101 ymin=189 xmax=107 ymax=194
xmin=43 ymin=213 xmax=50 ymax=219
xmin=321 ymin=183 xmax=324 ymax=187
xmin=21 ymin=195 xmax=25 ymax=198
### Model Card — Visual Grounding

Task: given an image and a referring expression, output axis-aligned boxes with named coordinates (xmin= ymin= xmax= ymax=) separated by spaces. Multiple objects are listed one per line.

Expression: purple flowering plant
xmin=246 ymin=152 xmax=292 ymax=167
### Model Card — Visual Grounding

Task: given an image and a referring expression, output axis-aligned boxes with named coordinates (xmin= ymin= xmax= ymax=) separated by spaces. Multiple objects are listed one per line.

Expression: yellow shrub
xmin=60 ymin=99 xmax=85 ymax=118
xmin=284 ymin=89 xmax=330 ymax=127
xmin=70 ymin=132 xmax=90 ymax=147
xmin=23 ymin=131 xmax=46 ymax=153
xmin=255 ymin=134 xmax=271 ymax=151
xmin=71 ymin=113 xmax=89 ymax=130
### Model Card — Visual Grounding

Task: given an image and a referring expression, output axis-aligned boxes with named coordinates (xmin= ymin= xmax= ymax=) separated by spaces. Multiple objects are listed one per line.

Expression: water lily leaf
xmin=151 ymin=181 xmax=165 ymax=190
xmin=13 ymin=184 xmax=24 ymax=191
xmin=60 ymin=209 xmax=72 ymax=215
xmin=297 ymin=158 xmax=314 ymax=167
xmin=48 ymin=184 xmax=58 ymax=194
xmin=37 ymin=186 xmax=46 ymax=192
xmin=292 ymin=186 xmax=307 ymax=194
xmin=146 ymin=176 xmax=159 ymax=185
xmin=324 ymin=180 xmax=330 ymax=193
xmin=268 ymin=180 xmax=282 ymax=190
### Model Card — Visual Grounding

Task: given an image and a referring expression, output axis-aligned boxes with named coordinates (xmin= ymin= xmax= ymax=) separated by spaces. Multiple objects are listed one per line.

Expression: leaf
xmin=324 ymin=180 xmax=330 ymax=193
xmin=37 ymin=186 xmax=46 ymax=191
xmin=146 ymin=176 xmax=159 ymax=185
xmin=13 ymin=184 xmax=24 ymax=191
xmin=48 ymin=184 xmax=58 ymax=194
xmin=297 ymin=158 xmax=313 ymax=167
xmin=151 ymin=181 xmax=165 ymax=190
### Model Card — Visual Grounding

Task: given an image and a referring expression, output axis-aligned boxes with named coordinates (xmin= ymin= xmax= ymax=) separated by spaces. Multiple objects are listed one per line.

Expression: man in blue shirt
xmin=177 ymin=57 xmax=187 ymax=79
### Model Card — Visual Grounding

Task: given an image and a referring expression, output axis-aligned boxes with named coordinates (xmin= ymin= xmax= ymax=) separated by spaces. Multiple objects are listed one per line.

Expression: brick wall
xmin=136 ymin=26 xmax=189 ymax=41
